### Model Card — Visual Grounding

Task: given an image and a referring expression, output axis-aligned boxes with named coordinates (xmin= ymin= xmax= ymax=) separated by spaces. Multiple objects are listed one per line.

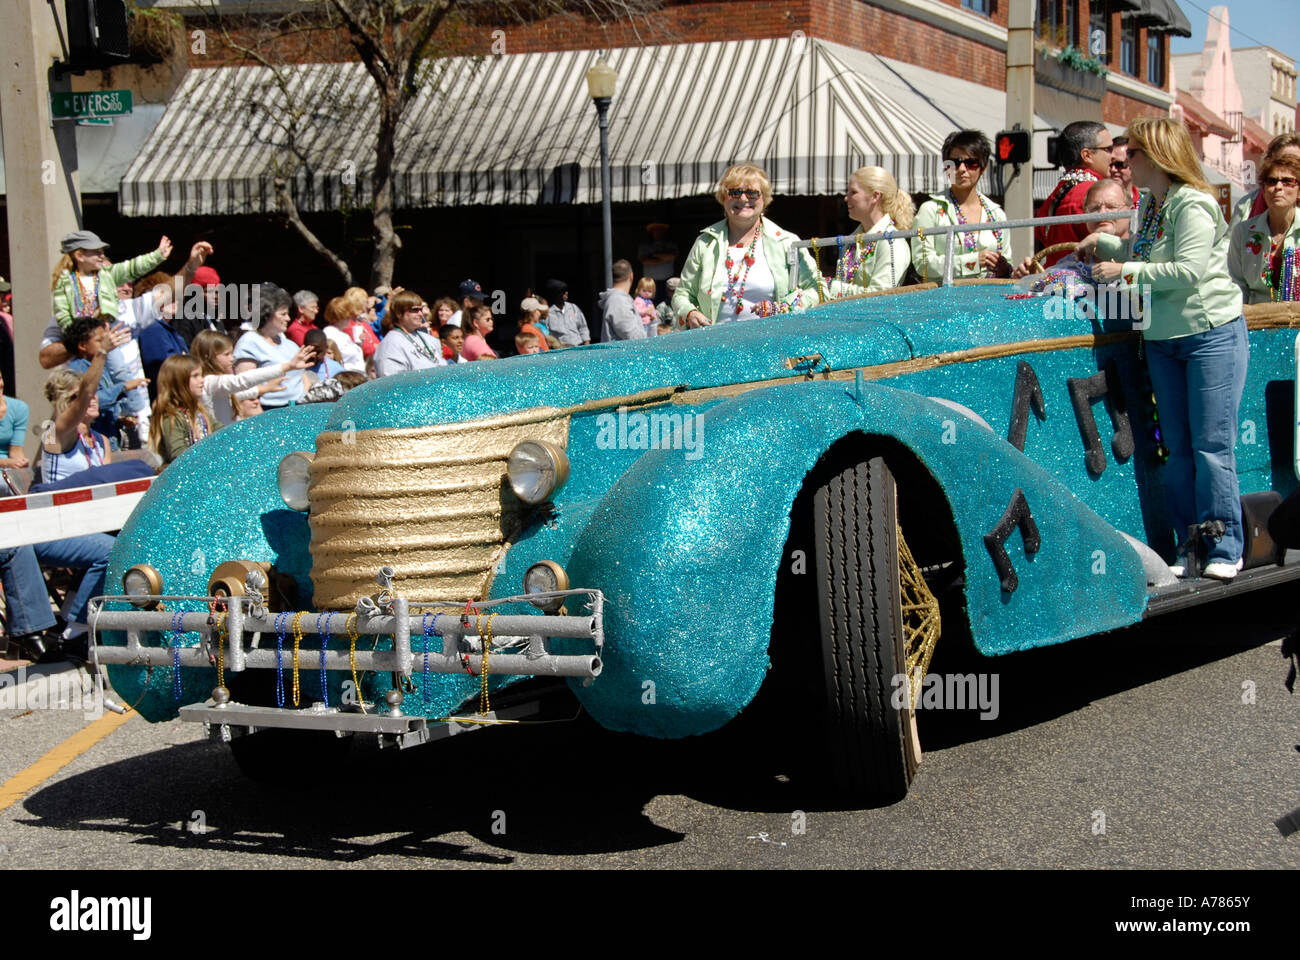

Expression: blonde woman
xmin=672 ymin=163 xmax=820 ymax=326
xmin=911 ymin=130 xmax=1013 ymax=282
xmin=829 ymin=166 xmax=915 ymax=296
xmin=1077 ymin=117 xmax=1247 ymax=581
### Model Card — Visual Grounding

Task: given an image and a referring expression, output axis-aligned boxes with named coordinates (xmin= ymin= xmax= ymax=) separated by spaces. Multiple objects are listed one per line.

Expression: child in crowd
xmin=656 ymin=320 xmax=674 ymax=336
xmin=634 ymin=277 xmax=658 ymax=337
xmin=52 ymin=231 xmax=171 ymax=332
xmin=303 ymin=328 xmax=345 ymax=381
xmin=149 ymin=355 xmax=216 ymax=469
xmin=515 ymin=331 xmax=542 ymax=355
xmin=233 ymin=395 xmax=264 ymax=421
xmin=192 ymin=329 xmax=312 ymax=427
xmin=440 ymin=323 xmax=467 ymax=363
xmin=463 ymin=304 xmax=498 ymax=360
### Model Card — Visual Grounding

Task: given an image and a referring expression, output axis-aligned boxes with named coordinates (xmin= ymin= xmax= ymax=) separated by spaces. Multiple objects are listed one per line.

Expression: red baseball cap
xmin=194 ymin=266 xmax=221 ymax=288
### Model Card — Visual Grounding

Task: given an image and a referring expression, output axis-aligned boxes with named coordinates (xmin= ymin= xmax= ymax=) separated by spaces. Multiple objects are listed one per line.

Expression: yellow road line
xmin=0 ymin=710 xmax=134 ymax=815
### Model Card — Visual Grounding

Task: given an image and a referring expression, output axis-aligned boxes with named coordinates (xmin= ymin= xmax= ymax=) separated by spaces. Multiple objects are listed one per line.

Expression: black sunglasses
xmin=727 ymin=188 xmax=762 ymax=200
xmin=1262 ymin=176 xmax=1300 ymax=188
xmin=946 ymin=157 xmax=983 ymax=170
xmin=1110 ymin=160 xmax=1128 ymax=170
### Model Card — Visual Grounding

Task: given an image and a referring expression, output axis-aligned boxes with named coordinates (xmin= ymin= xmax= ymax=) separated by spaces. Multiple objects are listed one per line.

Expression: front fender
xmin=562 ymin=380 xmax=1147 ymax=738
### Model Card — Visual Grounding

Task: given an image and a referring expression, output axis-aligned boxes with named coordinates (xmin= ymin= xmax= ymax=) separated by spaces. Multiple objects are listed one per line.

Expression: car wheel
xmin=810 ymin=454 xmax=938 ymax=803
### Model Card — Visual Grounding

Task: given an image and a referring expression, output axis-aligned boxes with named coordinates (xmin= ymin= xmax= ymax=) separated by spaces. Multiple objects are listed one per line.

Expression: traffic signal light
xmin=995 ymin=129 xmax=1032 ymax=165
xmin=62 ymin=0 xmax=130 ymax=74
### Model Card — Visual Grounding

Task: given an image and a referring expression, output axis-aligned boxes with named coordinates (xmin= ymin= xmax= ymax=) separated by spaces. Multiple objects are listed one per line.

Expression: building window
xmin=1121 ymin=17 xmax=1138 ymax=76
xmin=962 ymin=0 xmax=992 ymax=15
xmin=1146 ymin=32 xmax=1164 ymax=86
xmin=1089 ymin=4 xmax=1109 ymax=62
xmin=1064 ymin=0 xmax=1078 ymax=47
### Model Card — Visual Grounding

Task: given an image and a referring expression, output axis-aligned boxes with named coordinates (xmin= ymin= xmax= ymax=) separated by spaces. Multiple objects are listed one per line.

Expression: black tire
xmin=228 ymin=728 xmax=352 ymax=785
xmin=810 ymin=455 xmax=920 ymax=803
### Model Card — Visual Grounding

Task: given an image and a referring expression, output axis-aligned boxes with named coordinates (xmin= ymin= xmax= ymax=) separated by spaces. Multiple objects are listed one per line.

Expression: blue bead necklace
xmin=317 ymin=612 xmax=335 ymax=707
xmin=274 ymin=611 xmax=289 ymax=707
xmin=170 ymin=610 xmax=185 ymax=700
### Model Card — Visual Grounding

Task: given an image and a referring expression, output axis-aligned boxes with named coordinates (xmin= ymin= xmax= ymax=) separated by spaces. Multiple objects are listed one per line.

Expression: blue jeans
xmin=33 ymin=534 xmax=114 ymax=626
xmin=0 ymin=545 xmax=58 ymax=636
xmin=1145 ymin=317 xmax=1248 ymax=564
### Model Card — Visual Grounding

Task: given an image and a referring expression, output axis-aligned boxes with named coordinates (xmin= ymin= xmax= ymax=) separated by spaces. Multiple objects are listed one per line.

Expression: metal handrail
xmin=788 ymin=207 xmax=1142 ymax=287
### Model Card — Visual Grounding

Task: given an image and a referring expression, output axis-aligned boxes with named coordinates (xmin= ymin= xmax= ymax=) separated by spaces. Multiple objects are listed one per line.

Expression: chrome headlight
xmin=506 ymin=440 xmax=569 ymax=504
xmin=123 ymin=564 xmax=163 ymax=608
xmin=277 ymin=451 xmax=315 ymax=512
xmin=524 ymin=561 xmax=569 ymax=612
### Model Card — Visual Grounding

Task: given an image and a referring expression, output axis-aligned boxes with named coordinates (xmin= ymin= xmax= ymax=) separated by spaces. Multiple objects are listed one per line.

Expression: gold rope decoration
xmin=897 ymin=525 xmax=941 ymax=711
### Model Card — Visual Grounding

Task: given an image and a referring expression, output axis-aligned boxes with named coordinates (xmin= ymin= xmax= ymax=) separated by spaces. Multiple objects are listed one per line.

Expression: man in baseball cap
xmin=449 ymin=279 xmax=486 ymax=327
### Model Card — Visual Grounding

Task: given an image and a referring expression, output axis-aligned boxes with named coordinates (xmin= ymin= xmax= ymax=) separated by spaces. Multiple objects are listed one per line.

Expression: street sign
xmin=77 ymin=117 xmax=113 ymax=127
xmin=50 ymin=89 xmax=132 ymax=120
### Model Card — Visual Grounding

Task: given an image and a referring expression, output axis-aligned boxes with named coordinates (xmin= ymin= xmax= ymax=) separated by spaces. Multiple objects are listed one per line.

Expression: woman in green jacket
xmin=827 ymin=166 xmax=914 ymax=297
xmin=1228 ymin=154 xmax=1300 ymax=304
xmin=911 ymin=130 xmax=1013 ymax=283
xmin=672 ymin=163 xmax=820 ymax=327
xmin=1077 ymin=117 xmax=1247 ymax=581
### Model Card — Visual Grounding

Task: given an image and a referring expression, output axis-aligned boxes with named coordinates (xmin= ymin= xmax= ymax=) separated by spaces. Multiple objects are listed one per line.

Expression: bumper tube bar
xmin=88 ymin=587 xmax=605 ymax=681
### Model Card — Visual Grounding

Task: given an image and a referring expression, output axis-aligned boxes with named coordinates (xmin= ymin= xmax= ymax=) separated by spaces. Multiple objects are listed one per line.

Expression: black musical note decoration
xmin=1066 ymin=359 xmax=1134 ymax=476
xmin=984 ymin=488 xmax=1041 ymax=594
xmin=1008 ymin=361 xmax=1046 ymax=452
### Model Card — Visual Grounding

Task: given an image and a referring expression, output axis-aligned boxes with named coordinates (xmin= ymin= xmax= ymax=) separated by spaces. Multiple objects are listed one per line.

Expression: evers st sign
xmin=51 ymin=89 xmax=133 ymax=120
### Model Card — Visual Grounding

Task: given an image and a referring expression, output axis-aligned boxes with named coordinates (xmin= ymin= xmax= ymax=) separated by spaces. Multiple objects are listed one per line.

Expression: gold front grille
xmin=308 ymin=409 xmax=570 ymax=610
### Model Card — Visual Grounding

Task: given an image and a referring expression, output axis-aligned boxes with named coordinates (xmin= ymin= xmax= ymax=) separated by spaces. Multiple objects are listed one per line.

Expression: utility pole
xmin=0 ymin=1 xmax=83 ymax=459
xmin=1005 ymin=0 xmax=1036 ymax=260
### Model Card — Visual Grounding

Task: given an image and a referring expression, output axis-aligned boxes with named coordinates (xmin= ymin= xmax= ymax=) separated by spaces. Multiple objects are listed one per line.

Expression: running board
xmin=1143 ymin=561 xmax=1300 ymax=618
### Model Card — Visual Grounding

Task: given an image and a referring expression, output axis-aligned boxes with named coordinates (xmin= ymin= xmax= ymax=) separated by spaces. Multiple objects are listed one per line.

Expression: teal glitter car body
xmin=99 ymin=286 xmax=1300 ymax=796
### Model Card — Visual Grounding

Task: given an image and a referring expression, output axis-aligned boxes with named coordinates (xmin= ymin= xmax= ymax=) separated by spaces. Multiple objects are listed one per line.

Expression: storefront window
xmin=1121 ymin=17 xmax=1138 ymax=76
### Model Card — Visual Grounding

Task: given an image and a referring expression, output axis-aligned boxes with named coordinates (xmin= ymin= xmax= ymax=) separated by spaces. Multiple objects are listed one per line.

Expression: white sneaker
xmin=1169 ymin=563 xmax=1186 ymax=578
xmin=1202 ymin=561 xmax=1238 ymax=581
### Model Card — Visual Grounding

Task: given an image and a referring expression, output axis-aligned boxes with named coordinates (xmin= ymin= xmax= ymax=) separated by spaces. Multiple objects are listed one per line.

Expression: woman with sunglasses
xmin=1077 ymin=117 xmax=1247 ymax=582
xmin=1229 ymin=133 xmax=1300 ymax=229
xmin=673 ymin=163 xmax=819 ymax=327
xmin=1228 ymin=155 xmax=1300 ymax=304
xmin=912 ymin=130 xmax=1013 ymax=283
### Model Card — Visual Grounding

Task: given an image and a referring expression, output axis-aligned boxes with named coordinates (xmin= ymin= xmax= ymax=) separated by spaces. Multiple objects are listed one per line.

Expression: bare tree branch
xmin=275 ymin=177 xmax=354 ymax=285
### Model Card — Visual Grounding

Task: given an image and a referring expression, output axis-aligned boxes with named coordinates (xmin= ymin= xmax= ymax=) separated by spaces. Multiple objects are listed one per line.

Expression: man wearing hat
xmin=51 ymin=229 xmax=170 ymax=331
xmin=542 ymin=279 xmax=589 ymax=347
xmin=448 ymin=278 xmax=486 ymax=328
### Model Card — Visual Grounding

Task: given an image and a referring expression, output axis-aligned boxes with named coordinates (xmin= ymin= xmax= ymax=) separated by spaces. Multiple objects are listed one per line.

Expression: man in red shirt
xmin=1035 ymin=121 xmax=1114 ymax=267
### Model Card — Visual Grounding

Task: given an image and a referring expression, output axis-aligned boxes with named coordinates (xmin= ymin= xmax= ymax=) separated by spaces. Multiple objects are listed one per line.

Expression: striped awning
xmin=118 ymin=37 xmax=946 ymax=217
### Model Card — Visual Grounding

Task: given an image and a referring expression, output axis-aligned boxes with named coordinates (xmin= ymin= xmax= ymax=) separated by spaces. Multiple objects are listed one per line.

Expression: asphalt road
xmin=2 ymin=586 xmax=1299 ymax=870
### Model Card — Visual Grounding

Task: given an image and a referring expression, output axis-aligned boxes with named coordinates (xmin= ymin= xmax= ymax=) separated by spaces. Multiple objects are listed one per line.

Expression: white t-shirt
xmin=447 ymin=310 xmax=463 ymax=328
xmin=715 ymin=243 xmax=775 ymax=324
xmin=233 ymin=331 xmax=306 ymax=406
xmin=373 ymin=328 xmax=447 ymax=377
xmin=323 ymin=325 xmax=365 ymax=373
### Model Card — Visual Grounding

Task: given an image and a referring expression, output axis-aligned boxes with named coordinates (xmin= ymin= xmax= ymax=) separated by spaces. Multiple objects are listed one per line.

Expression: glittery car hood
xmin=322 ymin=296 xmax=929 ymax=433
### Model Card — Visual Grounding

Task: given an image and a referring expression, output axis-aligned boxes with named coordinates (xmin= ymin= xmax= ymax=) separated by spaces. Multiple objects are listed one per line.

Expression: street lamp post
xmin=586 ymin=59 xmax=617 ymax=291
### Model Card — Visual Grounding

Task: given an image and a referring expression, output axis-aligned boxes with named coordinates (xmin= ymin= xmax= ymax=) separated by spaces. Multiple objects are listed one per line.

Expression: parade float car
xmin=90 ymin=266 xmax=1300 ymax=803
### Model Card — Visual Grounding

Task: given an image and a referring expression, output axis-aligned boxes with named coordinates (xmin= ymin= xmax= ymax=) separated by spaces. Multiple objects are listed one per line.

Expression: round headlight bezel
xmin=122 ymin=564 xmax=163 ymax=608
xmin=277 ymin=451 xmax=315 ymax=512
xmin=506 ymin=440 xmax=569 ymax=505
xmin=523 ymin=560 xmax=570 ymax=612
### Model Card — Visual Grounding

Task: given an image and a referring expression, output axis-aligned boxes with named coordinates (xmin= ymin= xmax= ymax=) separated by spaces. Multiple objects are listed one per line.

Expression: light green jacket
xmin=1095 ymin=183 xmax=1242 ymax=340
xmin=1228 ymin=210 xmax=1300 ymax=305
xmin=910 ymin=192 xmax=1013 ymax=283
xmin=826 ymin=215 xmax=911 ymax=297
xmin=672 ymin=218 xmax=821 ymax=325
xmin=53 ymin=247 xmax=167 ymax=330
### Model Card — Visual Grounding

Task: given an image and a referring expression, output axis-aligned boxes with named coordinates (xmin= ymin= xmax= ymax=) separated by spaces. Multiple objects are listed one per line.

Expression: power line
xmin=1176 ymin=0 xmax=1295 ymax=58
